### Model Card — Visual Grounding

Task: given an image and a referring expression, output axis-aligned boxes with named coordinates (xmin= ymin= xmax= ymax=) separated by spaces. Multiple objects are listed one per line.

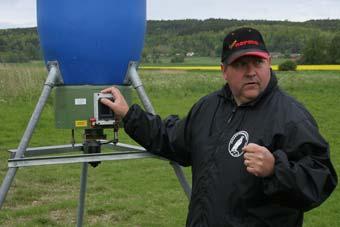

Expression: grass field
xmin=0 ymin=62 xmax=339 ymax=226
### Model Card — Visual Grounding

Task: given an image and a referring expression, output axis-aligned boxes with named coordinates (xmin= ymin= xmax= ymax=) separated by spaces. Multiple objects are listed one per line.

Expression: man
xmin=101 ymin=28 xmax=337 ymax=226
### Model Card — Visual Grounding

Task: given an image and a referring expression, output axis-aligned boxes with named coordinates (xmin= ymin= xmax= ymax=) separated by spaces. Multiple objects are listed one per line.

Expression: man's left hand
xmin=243 ymin=143 xmax=275 ymax=177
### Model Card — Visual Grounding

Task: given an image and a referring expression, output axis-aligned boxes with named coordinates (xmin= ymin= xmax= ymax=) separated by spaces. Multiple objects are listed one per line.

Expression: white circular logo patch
xmin=228 ymin=131 xmax=249 ymax=157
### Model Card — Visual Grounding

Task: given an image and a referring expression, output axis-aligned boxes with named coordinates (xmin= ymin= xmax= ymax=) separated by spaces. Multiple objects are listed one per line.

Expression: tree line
xmin=1 ymin=19 xmax=340 ymax=64
xmin=0 ymin=27 xmax=41 ymax=62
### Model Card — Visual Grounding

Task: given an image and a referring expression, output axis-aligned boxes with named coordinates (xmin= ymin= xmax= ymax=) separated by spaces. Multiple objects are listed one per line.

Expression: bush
xmin=278 ymin=60 xmax=297 ymax=71
xmin=170 ymin=55 xmax=185 ymax=63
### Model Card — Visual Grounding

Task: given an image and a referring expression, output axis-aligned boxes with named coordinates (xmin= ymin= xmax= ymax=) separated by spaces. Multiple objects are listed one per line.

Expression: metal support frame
xmin=0 ymin=62 xmax=191 ymax=226
xmin=77 ymin=162 xmax=88 ymax=227
xmin=0 ymin=62 xmax=62 ymax=207
xmin=126 ymin=62 xmax=192 ymax=198
xmin=7 ymin=144 xmax=156 ymax=168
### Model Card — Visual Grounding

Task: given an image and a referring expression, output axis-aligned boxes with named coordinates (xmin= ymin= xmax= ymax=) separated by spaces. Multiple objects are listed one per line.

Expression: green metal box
xmin=54 ymin=86 xmax=131 ymax=129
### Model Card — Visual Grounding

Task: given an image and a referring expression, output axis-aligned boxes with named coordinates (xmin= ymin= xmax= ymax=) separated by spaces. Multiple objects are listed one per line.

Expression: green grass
xmin=141 ymin=56 xmax=220 ymax=66
xmin=0 ymin=63 xmax=339 ymax=226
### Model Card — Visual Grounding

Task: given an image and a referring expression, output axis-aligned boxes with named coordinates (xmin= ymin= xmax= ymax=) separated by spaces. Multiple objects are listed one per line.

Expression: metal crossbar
xmin=8 ymin=149 xmax=155 ymax=168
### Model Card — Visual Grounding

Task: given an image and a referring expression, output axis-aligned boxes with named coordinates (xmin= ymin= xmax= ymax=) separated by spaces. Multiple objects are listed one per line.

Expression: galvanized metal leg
xmin=0 ymin=63 xmax=62 ymax=208
xmin=77 ymin=162 xmax=88 ymax=227
xmin=170 ymin=161 xmax=191 ymax=198
xmin=127 ymin=62 xmax=192 ymax=199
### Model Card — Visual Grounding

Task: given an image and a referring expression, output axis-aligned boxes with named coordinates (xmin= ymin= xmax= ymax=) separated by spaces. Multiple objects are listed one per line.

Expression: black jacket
xmin=123 ymin=72 xmax=337 ymax=227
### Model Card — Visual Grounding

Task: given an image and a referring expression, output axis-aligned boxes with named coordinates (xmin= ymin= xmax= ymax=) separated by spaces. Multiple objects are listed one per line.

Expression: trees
xmin=1 ymin=20 xmax=340 ymax=63
xmin=0 ymin=37 xmax=6 ymax=52
xmin=328 ymin=33 xmax=340 ymax=64
xmin=299 ymin=31 xmax=340 ymax=64
xmin=301 ymin=33 xmax=329 ymax=64
xmin=0 ymin=28 xmax=41 ymax=63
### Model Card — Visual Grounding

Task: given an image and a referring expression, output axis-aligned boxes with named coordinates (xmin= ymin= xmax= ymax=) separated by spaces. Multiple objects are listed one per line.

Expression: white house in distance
xmin=186 ymin=52 xmax=195 ymax=57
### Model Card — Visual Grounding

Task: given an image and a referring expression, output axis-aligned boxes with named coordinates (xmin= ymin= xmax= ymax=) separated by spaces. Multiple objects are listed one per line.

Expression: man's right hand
xmin=100 ymin=86 xmax=129 ymax=120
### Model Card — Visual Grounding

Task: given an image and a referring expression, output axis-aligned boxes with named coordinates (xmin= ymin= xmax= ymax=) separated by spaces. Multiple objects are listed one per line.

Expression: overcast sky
xmin=0 ymin=0 xmax=340 ymax=29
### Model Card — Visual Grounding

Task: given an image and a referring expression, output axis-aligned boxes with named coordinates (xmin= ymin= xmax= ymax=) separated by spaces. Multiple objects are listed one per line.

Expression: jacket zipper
xmin=227 ymin=106 xmax=237 ymax=125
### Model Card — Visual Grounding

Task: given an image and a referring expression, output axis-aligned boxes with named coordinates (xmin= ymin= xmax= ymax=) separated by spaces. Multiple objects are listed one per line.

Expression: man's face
xmin=221 ymin=55 xmax=271 ymax=105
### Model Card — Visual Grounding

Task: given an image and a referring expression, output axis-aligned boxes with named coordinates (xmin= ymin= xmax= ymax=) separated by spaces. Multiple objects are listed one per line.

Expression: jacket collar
xmin=217 ymin=69 xmax=278 ymax=107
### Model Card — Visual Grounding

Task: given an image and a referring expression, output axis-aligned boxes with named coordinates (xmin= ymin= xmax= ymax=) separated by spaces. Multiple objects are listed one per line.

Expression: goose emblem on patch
xmin=228 ymin=131 xmax=249 ymax=157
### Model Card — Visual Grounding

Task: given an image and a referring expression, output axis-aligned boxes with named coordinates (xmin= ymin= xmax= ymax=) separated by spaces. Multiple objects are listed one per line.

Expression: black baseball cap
xmin=221 ymin=27 xmax=269 ymax=64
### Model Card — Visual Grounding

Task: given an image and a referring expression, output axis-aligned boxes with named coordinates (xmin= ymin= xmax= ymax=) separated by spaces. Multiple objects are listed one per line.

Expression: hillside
xmin=0 ymin=19 xmax=340 ymax=63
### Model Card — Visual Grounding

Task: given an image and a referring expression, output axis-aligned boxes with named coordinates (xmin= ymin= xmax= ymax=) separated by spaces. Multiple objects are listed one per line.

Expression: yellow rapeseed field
xmin=141 ymin=65 xmax=340 ymax=71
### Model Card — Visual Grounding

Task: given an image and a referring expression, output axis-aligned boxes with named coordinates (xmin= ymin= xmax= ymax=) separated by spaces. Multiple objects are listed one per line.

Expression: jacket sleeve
xmin=263 ymin=119 xmax=338 ymax=211
xmin=122 ymin=104 xmax=192 ymax=166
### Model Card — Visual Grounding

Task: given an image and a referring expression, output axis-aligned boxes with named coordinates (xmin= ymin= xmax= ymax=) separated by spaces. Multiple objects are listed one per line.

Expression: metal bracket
xmin=123 ymin=61 xmax=139 ymax=85
xmin=47 ymin=61 xmax=64 ymax=86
